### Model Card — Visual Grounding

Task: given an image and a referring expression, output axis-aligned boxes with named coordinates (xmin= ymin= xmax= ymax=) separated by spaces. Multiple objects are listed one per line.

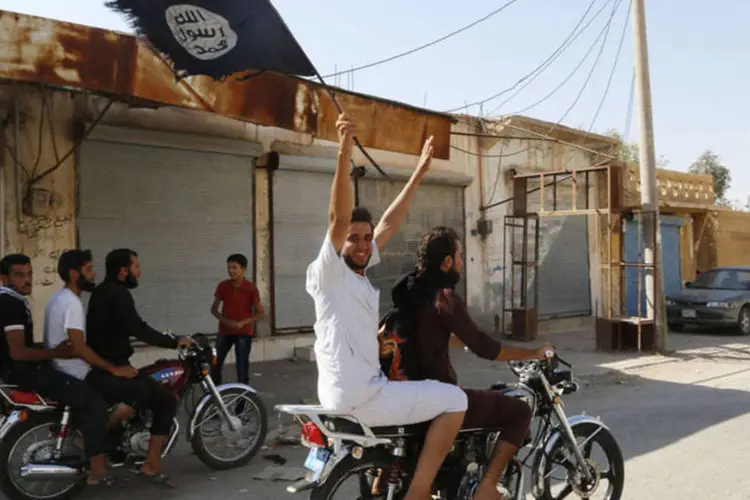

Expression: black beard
xmin=444 ymin=268 xmax=461 ymax=289
xmin=77 ymin=277 xmax=96 ymax=293
xmin=7 ymin=284 xmax=31 ymax=296
xmin=123 ymin=273 xmax=139 ymax=289
xmin=344 ymin=254 xmax=369 ymax=272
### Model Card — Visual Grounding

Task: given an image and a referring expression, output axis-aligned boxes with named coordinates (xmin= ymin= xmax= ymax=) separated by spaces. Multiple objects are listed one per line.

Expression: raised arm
xmin=374 ymin=136 xmax=434 ymax=250
xmin=328 ymin=113 xmax=357 ymax=253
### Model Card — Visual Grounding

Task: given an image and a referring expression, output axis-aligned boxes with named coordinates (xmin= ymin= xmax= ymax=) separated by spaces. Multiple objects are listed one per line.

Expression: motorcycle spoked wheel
xmin=0 ymin=413 xmax=87 ymax=500
xmin=189 ymin=387 xmax=268 ymax=470
xmin=308 ymin=450 xmax=411 ymax=500
xmin=540 ymin=422 xmax=624 ymax=500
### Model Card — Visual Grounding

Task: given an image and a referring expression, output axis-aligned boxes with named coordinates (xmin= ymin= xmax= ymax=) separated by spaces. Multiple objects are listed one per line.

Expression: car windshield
xmin=691 ymin=270 xmax=750 ymax=291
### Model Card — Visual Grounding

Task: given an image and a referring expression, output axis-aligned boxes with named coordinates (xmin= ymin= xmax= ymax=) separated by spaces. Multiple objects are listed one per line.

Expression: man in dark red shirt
xmin=392 ymin=227 xmax=554 ymax=500
xmin=210 ymin=254 xmax=264 ymax=385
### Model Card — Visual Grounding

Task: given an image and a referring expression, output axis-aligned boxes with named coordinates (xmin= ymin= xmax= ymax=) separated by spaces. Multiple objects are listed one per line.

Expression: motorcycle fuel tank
xmin=140 ymin=359 xmax=189 ymax=391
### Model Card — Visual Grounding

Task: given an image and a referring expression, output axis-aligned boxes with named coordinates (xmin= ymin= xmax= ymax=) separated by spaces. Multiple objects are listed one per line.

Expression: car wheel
xmin=669 ymin=323 xmax=685 ymax=333
xmin=738 ymin=306 xmax=750 ymax=336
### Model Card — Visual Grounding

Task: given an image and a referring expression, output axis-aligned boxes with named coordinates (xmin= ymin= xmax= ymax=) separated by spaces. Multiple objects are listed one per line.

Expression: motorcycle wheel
xmin=0 ymin=413 xmax=86 ymax=500
xmin=308 ymin=450 xmax=410 ymax=500
xmin=190 ymin=387 xmax=268 ymax=470
xmin=540 ymin=422 xmax=624 ymax=500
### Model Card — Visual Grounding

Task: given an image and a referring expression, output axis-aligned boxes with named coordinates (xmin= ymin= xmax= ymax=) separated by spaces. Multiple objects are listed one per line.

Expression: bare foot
xmin=472 ymin=481 xmax=505 ymax=500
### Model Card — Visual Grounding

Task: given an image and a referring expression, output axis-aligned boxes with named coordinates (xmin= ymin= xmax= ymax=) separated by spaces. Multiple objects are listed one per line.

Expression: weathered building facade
xmin=2 ymin=10 xmax=730 ymax=364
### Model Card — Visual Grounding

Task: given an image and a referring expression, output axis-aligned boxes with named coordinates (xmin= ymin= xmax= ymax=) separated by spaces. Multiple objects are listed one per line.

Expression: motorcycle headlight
xmin=508 ymin=360 xmax=539 ymax=378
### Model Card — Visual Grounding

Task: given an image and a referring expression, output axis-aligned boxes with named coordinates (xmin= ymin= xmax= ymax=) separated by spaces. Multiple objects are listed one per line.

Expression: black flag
xmin=106 ymin=0 xmax=317 ymax=80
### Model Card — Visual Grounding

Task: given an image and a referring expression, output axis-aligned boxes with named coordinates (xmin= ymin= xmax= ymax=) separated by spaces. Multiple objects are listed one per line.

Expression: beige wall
xmin=1 ymin=87 xmax=78 ymax=338
xmin=463 ymin=121 xmax=609 ymax=328
xmin=1 ymin=86 xmax=485 ymax=337
xmin=1 ymin=84 xmax=628 ymax=344
xmin=704 ymin=210 xmax=750 ymax=269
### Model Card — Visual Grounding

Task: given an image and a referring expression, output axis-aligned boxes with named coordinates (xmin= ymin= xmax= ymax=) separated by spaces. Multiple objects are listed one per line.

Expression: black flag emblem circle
xmin=107 ymin=0 xmax=317 ymax=80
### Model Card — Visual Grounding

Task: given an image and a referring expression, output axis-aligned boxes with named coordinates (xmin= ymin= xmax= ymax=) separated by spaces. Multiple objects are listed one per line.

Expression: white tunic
xmin=305 ymin=232 xmax=387 ymax=412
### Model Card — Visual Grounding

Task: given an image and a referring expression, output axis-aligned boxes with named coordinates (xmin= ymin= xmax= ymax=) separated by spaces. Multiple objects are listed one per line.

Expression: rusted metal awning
xmin=0 ymin=10 xmax=454 ymax=159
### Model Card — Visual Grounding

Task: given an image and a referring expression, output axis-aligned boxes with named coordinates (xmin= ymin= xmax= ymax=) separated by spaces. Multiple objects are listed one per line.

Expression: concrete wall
xmin=705 ymin=210 xmax=750 ymax=268
xmin=1 ymin=84 xmax=625 ymax=359
xmin=0 ymin=86 xmax=485 ymax=346
xmin=460 ymin=120 xmax=609 ymax=330
xmin=1 ymin=87 xmax=78 ymax=338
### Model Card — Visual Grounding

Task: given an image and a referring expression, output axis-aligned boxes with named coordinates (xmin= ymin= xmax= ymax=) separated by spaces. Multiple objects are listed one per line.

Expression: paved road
xmin=4 ymin=333 xmax=750 ymax=499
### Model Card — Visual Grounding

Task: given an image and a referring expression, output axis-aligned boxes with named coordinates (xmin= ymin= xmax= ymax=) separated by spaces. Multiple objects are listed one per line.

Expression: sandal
xmin=85 ymin=474 xmax=124 ymax=491
xmin=139 ymin=471 xmax=176 ymax=489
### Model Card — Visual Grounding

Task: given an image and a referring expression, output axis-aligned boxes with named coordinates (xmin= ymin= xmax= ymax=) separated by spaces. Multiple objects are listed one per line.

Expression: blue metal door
xmin=624 ymin=215 xmax=685 ymax=317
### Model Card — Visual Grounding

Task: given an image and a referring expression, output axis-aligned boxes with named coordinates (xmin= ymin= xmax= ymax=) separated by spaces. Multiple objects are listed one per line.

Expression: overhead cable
xmin=499 ymin=0 xmax=622 ymax=118
xmin=323 ymin=0 xmax=523 ymax=79
xmin=587 ymin=0 xmax=633 ymax=131
xmin=452 ymin=0 xmax=621 ymax=164
xmin=444 ymin=0 xmax=604 ymax=114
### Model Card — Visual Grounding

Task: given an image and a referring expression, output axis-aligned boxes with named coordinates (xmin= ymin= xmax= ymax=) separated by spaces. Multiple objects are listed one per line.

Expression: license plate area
xmin=682 ymin=309 xmax=697 ymax=319
xmin=303 ymin=447 xmax=329 ymax=481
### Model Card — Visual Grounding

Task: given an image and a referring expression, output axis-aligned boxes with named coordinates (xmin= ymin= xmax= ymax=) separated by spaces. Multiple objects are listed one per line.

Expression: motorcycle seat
xmin=321 ymin=416 xmax=431 ymax=437
xmin=275 ymin=404 xmax=430 ymax=437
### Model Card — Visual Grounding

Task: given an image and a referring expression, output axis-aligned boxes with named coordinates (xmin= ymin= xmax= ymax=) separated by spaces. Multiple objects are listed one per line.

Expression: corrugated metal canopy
xmin=0 ymin=10 xmax=454 ymax=159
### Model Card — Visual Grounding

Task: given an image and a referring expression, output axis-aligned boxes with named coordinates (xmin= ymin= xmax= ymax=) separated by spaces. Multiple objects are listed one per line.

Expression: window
xmin=692 ymin=270 xmax=750 ymax=291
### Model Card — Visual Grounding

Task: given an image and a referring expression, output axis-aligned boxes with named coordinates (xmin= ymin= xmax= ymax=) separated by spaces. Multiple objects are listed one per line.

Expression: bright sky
xmin=1 ymin=0 xmax=747 ymax=202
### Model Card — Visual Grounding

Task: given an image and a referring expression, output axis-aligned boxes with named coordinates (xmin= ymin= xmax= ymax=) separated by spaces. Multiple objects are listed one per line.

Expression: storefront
xmin=77 ymin=125 xmax=261 ymax=335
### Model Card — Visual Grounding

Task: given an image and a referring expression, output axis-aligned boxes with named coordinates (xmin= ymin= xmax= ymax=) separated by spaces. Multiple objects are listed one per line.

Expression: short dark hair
xmin=351 ymin=207 xmax=374 ymax=230
xmin=105 ymin=248 xmax=138 ymax=280
xmin=416 ymin=227 xmax=460 ymax=273
xmin=58 ymin=249 xmax=93 ymax=283
xmin=227 ymin=253 xmax=248 ymax=269
xmin=0 ymin=254 xmax=31 ymax=276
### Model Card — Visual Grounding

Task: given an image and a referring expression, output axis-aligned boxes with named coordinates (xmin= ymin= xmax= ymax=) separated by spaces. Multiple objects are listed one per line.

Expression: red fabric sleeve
xmin=250 ymin=284 xmax=261 ymax=306
xmin=214 ymin=282 xmax=225 ymax=300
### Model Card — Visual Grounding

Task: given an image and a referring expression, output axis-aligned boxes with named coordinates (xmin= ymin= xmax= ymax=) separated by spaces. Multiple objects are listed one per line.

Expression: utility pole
xmin=631 ymin=0 xmax=666 ymax=351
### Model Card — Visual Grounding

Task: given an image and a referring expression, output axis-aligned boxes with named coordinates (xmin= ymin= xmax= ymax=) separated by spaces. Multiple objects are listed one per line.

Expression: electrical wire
xmin=485 ymin=143 xmax=506 ymax=206
xmin=444 ymin=0 xmax=603 ymax=114
xmin=587 ymin=0 xmax=632 ymax=131
xmin=451 ymin=144 xmax=533 ymax=159
xmin=27 ymin=100 xmax=114 ymax=185
xmin=487 ymin=0 xmax=618 ymax=117
xmin=502 ymin=0 xmax=621 ymax=119
xmin=456 ymin=0 xmax=625 ymax=211
xmin=323 ymin=0 xmax=523 ymax=79
xmin=556 ymin=0 xmax=629 ymax=169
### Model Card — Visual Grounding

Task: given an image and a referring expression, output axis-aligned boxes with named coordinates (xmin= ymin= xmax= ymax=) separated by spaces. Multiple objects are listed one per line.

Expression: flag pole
xmin=264 ymin=0 xmax=393 ymax=206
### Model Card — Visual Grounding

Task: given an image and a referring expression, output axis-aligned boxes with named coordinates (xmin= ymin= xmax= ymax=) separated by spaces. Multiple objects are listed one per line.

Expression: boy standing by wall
xmin=210 ymin=254 xmax=264 ymax=385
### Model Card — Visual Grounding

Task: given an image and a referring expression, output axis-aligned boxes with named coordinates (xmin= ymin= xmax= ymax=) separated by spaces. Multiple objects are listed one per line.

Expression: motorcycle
xmin=276 ymin=353 xmax=624 ymax=499
xmin=0 ymin=333 xmax=268 ymax=500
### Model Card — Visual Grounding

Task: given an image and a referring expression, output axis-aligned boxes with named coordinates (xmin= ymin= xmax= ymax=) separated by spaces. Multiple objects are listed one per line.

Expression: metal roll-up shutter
xmin=359 ymin=176 xmax=467 ymax=315
xmin=78 ymin=130 xmax=256 ymax=335
xmin=526 ymin=186 xmax=592 ymax=319
xmin=272 ymin=168 xmax=332 ymax=331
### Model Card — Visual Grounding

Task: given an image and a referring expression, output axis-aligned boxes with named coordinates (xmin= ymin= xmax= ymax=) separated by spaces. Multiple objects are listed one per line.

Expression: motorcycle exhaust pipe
xmin=20 ymin=464 xmax=81 ymax=481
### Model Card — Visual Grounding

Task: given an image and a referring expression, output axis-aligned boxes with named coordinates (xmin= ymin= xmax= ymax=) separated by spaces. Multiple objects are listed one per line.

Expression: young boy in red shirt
xmin=210 ymin=254 xmax=264 ymax=385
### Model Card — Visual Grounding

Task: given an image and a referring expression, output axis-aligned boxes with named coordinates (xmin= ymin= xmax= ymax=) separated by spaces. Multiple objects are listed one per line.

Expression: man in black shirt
xmin=86 ymin=249 xmax=192 ymax=487
xmin=0 ymin=254 xmax=117 ymax=488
